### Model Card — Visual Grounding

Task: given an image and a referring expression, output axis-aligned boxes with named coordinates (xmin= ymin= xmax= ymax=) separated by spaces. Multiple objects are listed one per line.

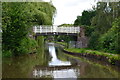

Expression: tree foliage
xmin=90 ymin=2 xmax=120 ymax=54
xmin=74 ymin=2 xmax=120 ymax=54
xmin=2 ymin=2 xmax=56 ymax=56
xmin=98 ymin=18 xmax=120 ymax=54
xmin=58 ymin=24 xmax=73 ymax=27
xmin=74 ymin=10 xmax=96 ymax=26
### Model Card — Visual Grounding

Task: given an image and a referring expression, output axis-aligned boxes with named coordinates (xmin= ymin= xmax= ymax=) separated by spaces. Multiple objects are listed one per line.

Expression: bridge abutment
xmin=76 ymin=27 xmax=88 ymax=48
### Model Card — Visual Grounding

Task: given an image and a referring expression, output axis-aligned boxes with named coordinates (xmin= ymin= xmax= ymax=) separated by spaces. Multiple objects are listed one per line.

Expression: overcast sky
xmin=44 ymin=0 xmax=97 ymax=25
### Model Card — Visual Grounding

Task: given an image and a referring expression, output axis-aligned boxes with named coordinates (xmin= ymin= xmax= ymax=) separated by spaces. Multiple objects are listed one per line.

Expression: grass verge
xmin=56 ymin=42 xmax=67 ymax=46
xmin=64 ymin=48 xmax=120 ymax=66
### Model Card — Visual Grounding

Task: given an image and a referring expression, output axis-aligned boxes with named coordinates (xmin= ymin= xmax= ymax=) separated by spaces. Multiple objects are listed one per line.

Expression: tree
xmin=2 ymin=2 xmax=56 ymax=56
xmin=74 ymin=16 xmax=81 ymax=26
xmin=74 ymin=1 xmax=120 ymax=54
xmin=58 ymin=24 xmax=73 ymax=27
xmin=81 ymin=10 xmax=96 ymax=26
xmin=98 ymin=18 xmax=120 ymax=54
xmin=2 ymin=2 xmax=31 ymax=56
xmin=89 ymin=2 xmax=120 ymax=53
xmin=74 ymin=10 xmax=96 ymax=26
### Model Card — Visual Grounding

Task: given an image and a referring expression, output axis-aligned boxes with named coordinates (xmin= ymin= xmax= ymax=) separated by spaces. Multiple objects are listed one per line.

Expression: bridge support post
xmin=76 ymin=27 xmax=88 ymax=48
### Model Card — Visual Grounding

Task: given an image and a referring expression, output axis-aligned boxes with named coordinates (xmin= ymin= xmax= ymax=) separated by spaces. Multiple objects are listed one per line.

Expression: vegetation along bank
xmin=2 ymin=2 xmax=56 ymax=57
xmin=63 ymin=48 xmax=120 ymax=66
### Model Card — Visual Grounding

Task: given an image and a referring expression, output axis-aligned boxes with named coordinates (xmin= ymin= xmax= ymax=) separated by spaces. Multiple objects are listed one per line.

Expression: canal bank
xmin=55 ymin=41 xmax=120 ymax=66
xmin=63 ymin=48 xmax=120 ymax=67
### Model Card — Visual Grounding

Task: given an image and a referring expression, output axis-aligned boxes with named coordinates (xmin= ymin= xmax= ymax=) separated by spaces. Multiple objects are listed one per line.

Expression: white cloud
xmin=45 ymin=0 xmax=97 ymax=25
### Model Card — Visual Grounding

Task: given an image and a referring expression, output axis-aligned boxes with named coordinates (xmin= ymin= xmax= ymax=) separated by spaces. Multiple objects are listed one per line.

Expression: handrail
xmin=33 ymin=26 xmax=80 ymax=34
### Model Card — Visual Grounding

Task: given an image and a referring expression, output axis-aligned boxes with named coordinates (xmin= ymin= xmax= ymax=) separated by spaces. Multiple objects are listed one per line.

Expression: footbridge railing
xmin=33 ymin=25 xmax=80 ymax=34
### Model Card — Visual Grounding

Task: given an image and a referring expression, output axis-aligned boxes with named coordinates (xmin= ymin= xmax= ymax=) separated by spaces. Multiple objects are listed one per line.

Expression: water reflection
xmin=48 ymin=43 xmax=71 ymax=66
xmin=33 ymin=68 xmax=80 ymax=78
xmin=2 ymin=42 xmax=120 ymax=78
xmin=33 ymin=43 xmax=78 ymax=78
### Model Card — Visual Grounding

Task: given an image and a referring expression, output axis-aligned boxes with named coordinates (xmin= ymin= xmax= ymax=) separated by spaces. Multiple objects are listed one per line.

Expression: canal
xmin=2 ymin=43 xmax=120 ymax=78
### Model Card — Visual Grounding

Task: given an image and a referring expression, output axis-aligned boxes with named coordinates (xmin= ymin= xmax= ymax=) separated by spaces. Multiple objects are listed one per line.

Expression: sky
xmin=44 ymin=0 xmax=97 ymax=25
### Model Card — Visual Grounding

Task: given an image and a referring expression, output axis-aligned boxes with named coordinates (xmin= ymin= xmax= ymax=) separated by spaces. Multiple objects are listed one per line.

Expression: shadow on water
xmin=2 ymin=42 xmax=120 ymax=78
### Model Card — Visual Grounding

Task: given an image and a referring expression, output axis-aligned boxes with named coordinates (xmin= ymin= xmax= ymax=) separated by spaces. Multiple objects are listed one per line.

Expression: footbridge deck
xmin=33 ymin=25 xmax=80 ymax=35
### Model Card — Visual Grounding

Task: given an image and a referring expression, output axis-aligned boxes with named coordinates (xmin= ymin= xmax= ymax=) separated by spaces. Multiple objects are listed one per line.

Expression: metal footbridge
xmin=33 ymin=25 xmax=80 ymax=35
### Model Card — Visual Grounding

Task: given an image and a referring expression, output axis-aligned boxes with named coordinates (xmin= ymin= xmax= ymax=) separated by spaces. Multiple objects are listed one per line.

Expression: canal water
xmin=2 ymin=43 xmax=120 ymax=78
